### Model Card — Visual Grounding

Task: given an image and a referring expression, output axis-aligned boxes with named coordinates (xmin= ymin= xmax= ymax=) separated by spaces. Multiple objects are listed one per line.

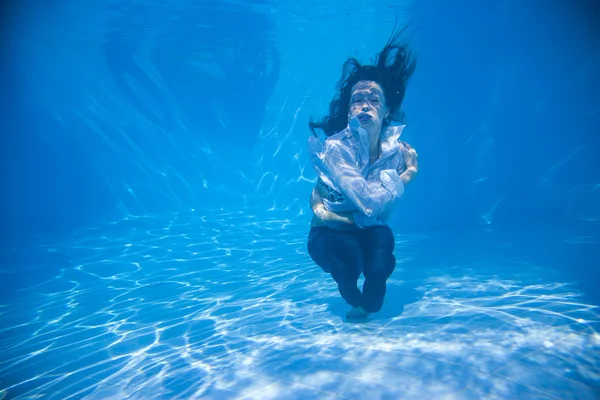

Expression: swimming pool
xmin=1 ymin=0 xmax=599 ymax=398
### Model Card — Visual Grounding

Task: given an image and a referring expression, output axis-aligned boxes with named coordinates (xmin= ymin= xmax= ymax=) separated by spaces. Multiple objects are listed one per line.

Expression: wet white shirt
xmin=308 ymin=117 xmax=407 ymax=229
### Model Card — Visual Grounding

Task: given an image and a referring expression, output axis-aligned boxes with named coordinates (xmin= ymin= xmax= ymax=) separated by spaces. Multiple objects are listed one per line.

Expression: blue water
xmin=1 ymin=0 xmax=599 ymax=399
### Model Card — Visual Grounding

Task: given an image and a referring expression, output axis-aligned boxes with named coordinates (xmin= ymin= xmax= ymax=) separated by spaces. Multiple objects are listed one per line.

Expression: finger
xmin=407 ymin=145 xmax=418 ymax=156
xmin=401 ymin=145 xmax=417 ymax=160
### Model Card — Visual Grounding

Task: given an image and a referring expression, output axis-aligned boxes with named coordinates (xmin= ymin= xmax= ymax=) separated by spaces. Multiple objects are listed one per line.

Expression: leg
xmin=307 ymin=226 xmax=363 ymax=308
xmin=359 ymin=225 xmax=396 ymax=313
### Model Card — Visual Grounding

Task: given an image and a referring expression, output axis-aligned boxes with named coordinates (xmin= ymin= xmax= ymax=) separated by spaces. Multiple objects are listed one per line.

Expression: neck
xmin=369 ymin=139 xmax=380 ymax=160
xmin=367 ymin=127 xmax=381 ymax=159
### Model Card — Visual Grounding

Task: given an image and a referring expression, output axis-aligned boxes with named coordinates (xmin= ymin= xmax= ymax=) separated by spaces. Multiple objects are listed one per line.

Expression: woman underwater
xmin=307 ymin=27 xmax=419 ymax=320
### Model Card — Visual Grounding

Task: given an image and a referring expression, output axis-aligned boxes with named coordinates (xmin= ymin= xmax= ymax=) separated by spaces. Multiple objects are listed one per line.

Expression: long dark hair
xmin=309 ymin=24 xmax=417 ymax=137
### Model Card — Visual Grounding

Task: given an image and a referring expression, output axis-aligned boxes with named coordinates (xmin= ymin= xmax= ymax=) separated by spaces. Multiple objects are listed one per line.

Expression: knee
xmin=307 ymin=228 xmax=330 ymax=260
xmin=363 ymin=249 xmax=395 ymax=281
xmin=307 ymin=238 xmax=322 ymax=264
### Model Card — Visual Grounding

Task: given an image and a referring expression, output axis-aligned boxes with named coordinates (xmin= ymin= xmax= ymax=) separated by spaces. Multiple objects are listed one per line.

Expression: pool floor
xmin=1 ymin=212 xmax=599 ymax=399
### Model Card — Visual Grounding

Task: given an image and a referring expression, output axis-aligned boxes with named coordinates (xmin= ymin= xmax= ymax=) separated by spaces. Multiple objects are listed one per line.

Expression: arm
xmin=325 ymin=141 xmax=402 ymax=219
xmin=310 ymin=187 xmax=354 ymax=224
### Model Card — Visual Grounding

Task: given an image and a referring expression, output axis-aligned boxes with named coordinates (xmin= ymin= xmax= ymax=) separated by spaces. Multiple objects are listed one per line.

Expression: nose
xmin=361 ymin=103 xmax=370 ymax=111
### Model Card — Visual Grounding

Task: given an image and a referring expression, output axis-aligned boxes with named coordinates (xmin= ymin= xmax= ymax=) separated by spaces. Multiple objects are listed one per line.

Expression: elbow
xmin=357 ymin=200 xmax=376 ymax=218
xmin=364 ymin=203 xmax=387 ymax=219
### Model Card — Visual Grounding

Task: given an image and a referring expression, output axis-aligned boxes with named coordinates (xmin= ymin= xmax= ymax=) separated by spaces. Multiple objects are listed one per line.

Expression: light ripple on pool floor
xmin=0 ymin=211 xmax=599 ymax=399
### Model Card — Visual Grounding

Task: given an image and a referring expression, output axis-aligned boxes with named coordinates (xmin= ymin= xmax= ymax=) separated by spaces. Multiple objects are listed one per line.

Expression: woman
xmin=307 ymin=27 xmax=419 ymax=320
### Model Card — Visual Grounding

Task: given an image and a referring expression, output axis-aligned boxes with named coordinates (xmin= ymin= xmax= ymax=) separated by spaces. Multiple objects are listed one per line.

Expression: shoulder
xmin=383 ymin=125 xmax=405 ymax=144
xmin=326 ymin=128 xmax=352 ymax=142
xmin=324 ymin=128 xmax=352 ymax=151
xmin=379 ymin=124 xmax=406 ymax=156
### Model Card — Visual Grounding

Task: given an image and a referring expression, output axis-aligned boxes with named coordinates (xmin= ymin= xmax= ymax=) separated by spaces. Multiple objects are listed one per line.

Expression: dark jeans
xmin=307 ymin=225 xmax=396 ymax=313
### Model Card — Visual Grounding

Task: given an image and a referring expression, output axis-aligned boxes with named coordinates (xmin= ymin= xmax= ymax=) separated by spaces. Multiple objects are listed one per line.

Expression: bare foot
xmin=346 ymin=306 xmax=370 ymax=320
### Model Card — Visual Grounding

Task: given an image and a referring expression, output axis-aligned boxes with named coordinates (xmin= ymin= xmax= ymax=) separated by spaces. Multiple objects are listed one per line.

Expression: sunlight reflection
xmin=0 ymin=212 xmax=598 ymax=399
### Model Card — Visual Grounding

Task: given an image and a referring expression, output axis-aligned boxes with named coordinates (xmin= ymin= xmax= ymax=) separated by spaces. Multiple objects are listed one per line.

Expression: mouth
xmin=357 ymin=113 xmax=372 ymax=122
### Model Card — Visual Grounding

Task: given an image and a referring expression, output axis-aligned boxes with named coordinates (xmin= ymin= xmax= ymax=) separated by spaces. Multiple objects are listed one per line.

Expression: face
xmin=348 ymin=80 xmax=389 ymax=137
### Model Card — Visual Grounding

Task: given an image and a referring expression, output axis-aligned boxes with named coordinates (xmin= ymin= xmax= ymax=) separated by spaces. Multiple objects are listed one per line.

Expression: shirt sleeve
xmin=324 ymin=140 xmax=400 ymax=219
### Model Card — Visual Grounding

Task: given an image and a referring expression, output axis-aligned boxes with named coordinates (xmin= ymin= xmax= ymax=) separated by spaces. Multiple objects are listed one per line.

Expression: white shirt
xmin=308 ymin=117 xmax=407 ymax=229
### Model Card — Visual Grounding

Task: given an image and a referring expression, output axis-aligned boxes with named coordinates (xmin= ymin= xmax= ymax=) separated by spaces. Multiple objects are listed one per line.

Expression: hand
xmin=330 ymin=210 xmax=355 ymax=224
xmin=314 ymin=205 xmax=354 ymax=224
xmin=400 ymin=141 xmax=418 ymax=171
xmin=399 ymin=141 xmax=418 ymax=185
